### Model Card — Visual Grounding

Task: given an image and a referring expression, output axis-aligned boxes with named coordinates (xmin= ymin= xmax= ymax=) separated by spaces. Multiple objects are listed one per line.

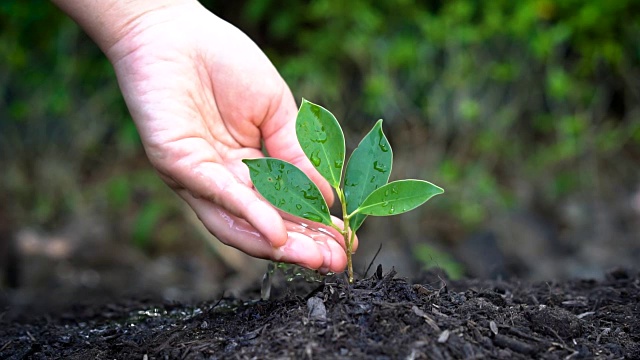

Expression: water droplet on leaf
xmin=334 ymin=159 xmax=343 ymax=169
xmin=378 ymin=138 xmax=389 ymax=152
xmin=388 ymin=205 xmax=395 ymax=214
xmin=302 ymin=212 xmax=323 ymax=223
xmin=373 ymin=161 xmax=387 ymax=173
xmin=302 ymin=190 xmax=318 ymax=200
xmin=310 ymin=151 xmax=321 ymax=167
xmin=310 ymin=104 xmax=321 ymax=118
xmin=313 ymin=131 xmax=328 ymax=143
xmin=296 ymin=204 xmax=302 ymax=210
xmin=391 ymin=186 xmax=398 ymax=194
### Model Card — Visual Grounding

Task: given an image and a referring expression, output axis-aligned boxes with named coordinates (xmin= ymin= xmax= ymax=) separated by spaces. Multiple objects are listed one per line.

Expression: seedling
xmin=243 ymin=99 xmax=443 ymax=282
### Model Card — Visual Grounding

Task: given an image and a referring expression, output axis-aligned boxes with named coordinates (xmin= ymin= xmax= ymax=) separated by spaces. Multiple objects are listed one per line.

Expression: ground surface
xmin=1 ymin=267 xmax=638 ymax=359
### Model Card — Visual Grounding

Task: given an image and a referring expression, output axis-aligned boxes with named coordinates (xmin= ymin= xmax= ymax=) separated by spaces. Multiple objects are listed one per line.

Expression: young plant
xmin=243 ymin=99 xmax=444 ymax=282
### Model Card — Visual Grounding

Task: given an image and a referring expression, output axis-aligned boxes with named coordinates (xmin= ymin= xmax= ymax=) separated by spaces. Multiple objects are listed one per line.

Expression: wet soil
xmin=1 ymin=266 xmax=638 ymax=359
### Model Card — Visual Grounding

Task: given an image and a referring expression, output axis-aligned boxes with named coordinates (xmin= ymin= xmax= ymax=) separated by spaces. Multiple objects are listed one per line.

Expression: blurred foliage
xmin=413 ymin=243 xmax=464 ymax=280
xmin=0 ymin=1 xmax=179 ymax=250
xmin=1 ymin=0 xmax=639 ymax=263
xmin=209 ymin=0 xmax=640 ymax=231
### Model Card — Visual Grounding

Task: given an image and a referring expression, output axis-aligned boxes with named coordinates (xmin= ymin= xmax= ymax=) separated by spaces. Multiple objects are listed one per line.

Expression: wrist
xmin=51 ymin=0 xmax=199 ymax=59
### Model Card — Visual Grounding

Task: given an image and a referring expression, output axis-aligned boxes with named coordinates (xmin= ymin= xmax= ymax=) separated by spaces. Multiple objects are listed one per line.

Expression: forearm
xmin=50 ymin=0 xmax=196 ymax=58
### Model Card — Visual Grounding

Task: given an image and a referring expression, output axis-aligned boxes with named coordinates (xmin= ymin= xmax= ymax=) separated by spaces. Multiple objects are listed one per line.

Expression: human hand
xmin=54 ymin=0 xmax=357 ymax=273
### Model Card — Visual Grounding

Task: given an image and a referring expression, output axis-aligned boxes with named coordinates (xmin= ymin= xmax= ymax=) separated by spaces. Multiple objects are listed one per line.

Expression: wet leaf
xmin=243 ymin=158 xmax=332 ymax=226
xmin=296 ymin=99 xmax=345 ymax=188
xmin=355 ymin=180 xmax=444 ymax=216
xmin=344 ymin=119 xmax=392 ymax=231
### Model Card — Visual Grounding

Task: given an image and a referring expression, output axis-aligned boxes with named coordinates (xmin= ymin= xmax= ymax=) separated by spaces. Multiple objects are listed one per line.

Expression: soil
xmin=1 ymin=266 xmax=638 ymax=360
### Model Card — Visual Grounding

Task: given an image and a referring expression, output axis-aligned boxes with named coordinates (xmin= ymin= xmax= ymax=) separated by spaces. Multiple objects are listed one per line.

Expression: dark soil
xmin=1 ymin=266 xmax=638 ymax=359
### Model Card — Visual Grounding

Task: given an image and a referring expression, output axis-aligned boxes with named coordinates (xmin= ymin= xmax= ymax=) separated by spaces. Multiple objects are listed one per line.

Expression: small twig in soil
xmin=492 ymin=334 xmax=536 ymax=355
xmin=544 ymin=325 xmax=571 ymax=349
xmin=0 ymin=340 xmax=12 ymax=352
xmin=363 ymin=243 xmax=383 ymax=279
xmin=507 ymin=327 xmax=544 ymax=343
xmin=207 ymin=292 xmax=226 ymax=313
xmin=436 ymin=273 xmax=448 ymax=294
xmin=153 ymin=329 xmax=183 ymax=354
xmin=26 ymin=331 xmax=36 ymax=342
xmin=180 ymin=346 xmax=191 ymax=360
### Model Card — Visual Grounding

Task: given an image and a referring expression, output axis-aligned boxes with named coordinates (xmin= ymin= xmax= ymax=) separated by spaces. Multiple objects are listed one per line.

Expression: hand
xmin=99 ymin=1 xmax=356 ymax=273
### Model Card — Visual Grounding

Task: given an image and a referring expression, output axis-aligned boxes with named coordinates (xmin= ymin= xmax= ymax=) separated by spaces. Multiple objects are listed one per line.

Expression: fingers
xmin=183 ymin=195 xmax=349 ymax=273
xmin=156 ymin=138 xmax=288 ymax=247
xmin=279 ymin=212 xmax=359 ymax=253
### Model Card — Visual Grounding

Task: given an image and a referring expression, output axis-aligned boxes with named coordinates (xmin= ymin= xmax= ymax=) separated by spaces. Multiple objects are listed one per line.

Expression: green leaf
xmin=243 ymin=158 xmax=332 ymax=226
xmin=296 ymin=99 xmax=345 ymax=188
xmin=355 ymin=180 xmax=444 ymax=216
xmin=344 ymin=119 xmax=392 ymax=232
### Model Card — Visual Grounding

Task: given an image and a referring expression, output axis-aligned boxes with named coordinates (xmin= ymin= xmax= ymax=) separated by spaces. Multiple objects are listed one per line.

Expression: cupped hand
xmin=104 ymin=1 xmax=357 ymax=273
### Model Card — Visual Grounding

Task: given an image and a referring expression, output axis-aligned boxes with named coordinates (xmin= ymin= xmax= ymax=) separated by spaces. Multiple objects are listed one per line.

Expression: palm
xmin=105 ymin=3 xmax=353 ymax=273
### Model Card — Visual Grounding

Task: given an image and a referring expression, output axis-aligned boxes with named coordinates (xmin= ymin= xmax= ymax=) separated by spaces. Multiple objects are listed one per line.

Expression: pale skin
xmin=51 ymin=0 xmax=357 ymax=273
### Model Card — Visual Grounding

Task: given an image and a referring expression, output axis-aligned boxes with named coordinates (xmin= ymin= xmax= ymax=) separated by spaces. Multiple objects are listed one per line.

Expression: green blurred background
xmin=1 ymin=0 xmax=639 ymax=307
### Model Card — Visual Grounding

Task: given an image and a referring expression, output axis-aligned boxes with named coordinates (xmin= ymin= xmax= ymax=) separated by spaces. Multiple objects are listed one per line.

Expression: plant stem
xmin=335 ymin=188 xmax=354 ymax=283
